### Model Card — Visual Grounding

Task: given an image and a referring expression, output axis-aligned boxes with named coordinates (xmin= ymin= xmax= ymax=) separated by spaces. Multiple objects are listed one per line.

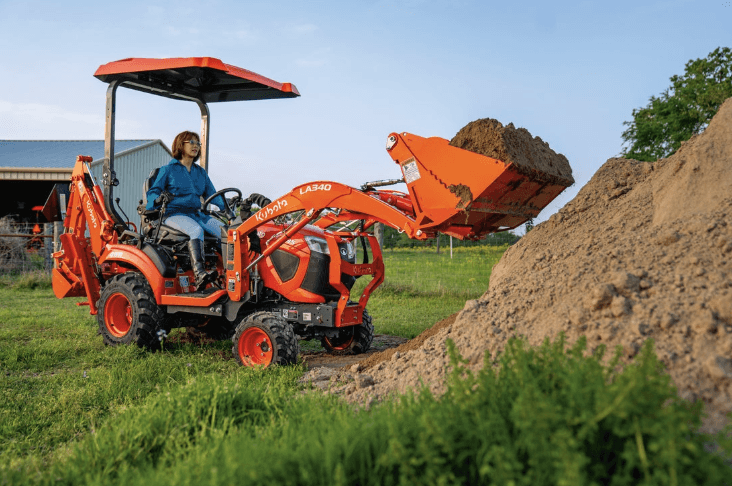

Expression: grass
xmin=0 ymin=246 xmax=503 ymax=465
xmin=377 ymin=245 xmax=505 ymax=297
xmin=4 ymin=328 xmax=731 ymax=485
xmin=4 ymin=246 xmax=728 ymax=484
xmin=355 ymin=245 xmax=506 ymax=337
xmin=0 ymin=270 xmax=52 ymax=290
xmin=0 ymin=285 xmax=259 ymax=464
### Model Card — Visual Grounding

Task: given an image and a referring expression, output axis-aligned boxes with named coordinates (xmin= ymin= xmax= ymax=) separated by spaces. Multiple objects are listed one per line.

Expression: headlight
xmin=343 ymin=241 xmax=355 ymax=260
xmin=304 ymin=236 xmax=330 ymax=254
xmin=336 ymin=240 xmax=356 ymax=262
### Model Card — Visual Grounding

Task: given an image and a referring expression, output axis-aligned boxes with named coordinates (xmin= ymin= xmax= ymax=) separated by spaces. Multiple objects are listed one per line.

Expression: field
xmin=2 ymin=245 xmax=730 ymax=485
xmin=354 ymin=245 xmax=505 ymax=337
xmin=0 ymin=247 xmax=499 ymax=476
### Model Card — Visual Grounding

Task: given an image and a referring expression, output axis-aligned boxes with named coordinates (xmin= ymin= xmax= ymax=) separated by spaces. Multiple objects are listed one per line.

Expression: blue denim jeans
xmin=164 ymin=213 xmax=224 ymax=242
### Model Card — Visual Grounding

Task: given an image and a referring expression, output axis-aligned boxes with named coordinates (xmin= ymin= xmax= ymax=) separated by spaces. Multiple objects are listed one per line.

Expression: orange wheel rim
xmin=238 ymin=328 xmax=273 ymax=366
xmin=105 ymin=293 xmax=132 ymax=337
xmin=325 ymin=331 xmax=354 ymax=351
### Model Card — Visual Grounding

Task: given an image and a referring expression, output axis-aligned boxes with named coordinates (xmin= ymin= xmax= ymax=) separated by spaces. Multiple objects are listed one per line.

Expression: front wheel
xmin=321 ymin=308 xmax=374 ymax=355
xmin=232 ymin=312 xmax=299 ymax=367
xmin=97 ymin=272 xmax=165 ymax=350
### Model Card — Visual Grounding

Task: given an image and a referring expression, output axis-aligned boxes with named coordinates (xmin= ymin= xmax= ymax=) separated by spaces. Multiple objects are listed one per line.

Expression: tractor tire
xmin=232 ymin=311 xmax=299 ymax=367
xmin=321 ymin=308 xmax=374 ymax=355
xmin=97 ymin=272 xmax=165 ymax=350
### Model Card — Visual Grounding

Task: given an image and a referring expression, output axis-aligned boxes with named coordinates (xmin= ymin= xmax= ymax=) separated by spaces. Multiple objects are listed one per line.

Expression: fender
xmin=98 ymin=245 xmax=166 ymax=304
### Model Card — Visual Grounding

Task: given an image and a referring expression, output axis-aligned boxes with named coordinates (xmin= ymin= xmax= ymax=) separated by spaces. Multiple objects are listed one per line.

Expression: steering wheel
xmin=202 ymin=188 xmax=242 ymax=223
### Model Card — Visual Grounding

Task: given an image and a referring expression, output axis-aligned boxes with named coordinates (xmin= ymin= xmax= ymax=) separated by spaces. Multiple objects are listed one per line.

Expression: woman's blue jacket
xmin=145 ymin=158 xmax=226 ymax=215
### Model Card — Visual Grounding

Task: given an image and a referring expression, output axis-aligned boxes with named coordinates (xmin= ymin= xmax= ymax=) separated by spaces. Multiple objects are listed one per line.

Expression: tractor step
xmin=160 ymin=288 xmax=227 ymax=307
xmin=170 ymin=287 xmax=222 ymax=298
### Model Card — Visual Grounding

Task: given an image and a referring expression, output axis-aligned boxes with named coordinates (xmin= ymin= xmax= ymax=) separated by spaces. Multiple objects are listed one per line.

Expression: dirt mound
xmin=335 ymin=99 xmax=732 ymax=433
xmin=301 ymin=334 xmax=408 ymax=370
xmin=450 ymin=118 xmax=574 ymax=186
xmin=358 ymin=313 xmax=457 ymax=370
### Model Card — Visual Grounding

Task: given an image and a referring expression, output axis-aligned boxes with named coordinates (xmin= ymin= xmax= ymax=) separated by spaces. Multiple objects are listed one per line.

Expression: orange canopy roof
xmin=94 ymin=57 xmax=299 ymax=102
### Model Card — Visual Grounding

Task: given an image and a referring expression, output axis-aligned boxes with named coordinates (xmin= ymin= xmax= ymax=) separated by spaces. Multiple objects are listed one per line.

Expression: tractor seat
xmin=139 ymin=168 xmax=220 ymax=248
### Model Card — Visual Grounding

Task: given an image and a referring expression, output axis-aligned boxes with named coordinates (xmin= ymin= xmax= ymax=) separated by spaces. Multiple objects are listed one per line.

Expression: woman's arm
xmin=145 ymin=167 xmax=170 ymax=210
xmin=202 ymin=174 xmax=227 ymax=210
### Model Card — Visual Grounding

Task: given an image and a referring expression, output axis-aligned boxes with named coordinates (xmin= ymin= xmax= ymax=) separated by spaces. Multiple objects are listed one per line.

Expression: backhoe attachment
xmin=51 ymin=156 xmax=118 ymax=314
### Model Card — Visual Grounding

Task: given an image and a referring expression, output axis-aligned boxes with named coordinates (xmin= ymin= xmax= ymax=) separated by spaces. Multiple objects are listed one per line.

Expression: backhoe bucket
xmin=385 ymin=132 xmax=573 ymax=239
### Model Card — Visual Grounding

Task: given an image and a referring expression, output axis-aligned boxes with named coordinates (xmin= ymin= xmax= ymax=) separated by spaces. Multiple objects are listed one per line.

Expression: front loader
xmin=49 ymin=57 xmax=571 ymax=367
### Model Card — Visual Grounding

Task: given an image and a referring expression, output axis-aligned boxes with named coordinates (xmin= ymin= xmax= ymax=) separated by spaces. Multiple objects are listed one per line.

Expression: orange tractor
xmin=49 ymin=57 xmax=570 ymax=367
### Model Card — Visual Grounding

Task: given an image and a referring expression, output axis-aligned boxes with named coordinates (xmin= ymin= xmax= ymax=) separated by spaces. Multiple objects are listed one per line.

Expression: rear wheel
xmin=321 ymin=308 xmax=374 ymax=355
xmin=232 ymin=312 xmax=298 ymax=367
xmin=97 ymin=272 xmax=165 ymax=350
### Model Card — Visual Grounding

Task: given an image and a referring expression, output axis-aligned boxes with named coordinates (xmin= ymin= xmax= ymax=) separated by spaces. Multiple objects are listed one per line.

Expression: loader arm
xmin=236 ymin=182 xmax=426 ymax=239
xmin=312 ymin=188 xmax=417 ymax=232
xmin=225 ymin=181 xmax=430 ymax=326
xmin=52 ymin=156 xmax=118 ymax=314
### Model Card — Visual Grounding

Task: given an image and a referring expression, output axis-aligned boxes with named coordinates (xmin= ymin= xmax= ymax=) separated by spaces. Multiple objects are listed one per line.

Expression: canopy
xmin=94 ymin=57 xmax=300 ymax=102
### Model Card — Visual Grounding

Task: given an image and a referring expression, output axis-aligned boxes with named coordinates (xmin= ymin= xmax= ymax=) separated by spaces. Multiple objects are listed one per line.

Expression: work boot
xmin=187 ymin=239 xmax=217 ymax=291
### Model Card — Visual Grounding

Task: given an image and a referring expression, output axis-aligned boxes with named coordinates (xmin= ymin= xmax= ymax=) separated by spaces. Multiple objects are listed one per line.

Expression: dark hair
xmin=171 ymin=131 xmax=201 ymax=162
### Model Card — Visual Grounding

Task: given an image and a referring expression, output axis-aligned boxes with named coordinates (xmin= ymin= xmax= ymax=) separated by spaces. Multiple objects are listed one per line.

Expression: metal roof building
xmin=0 ymin=140 xmax=172 ymax=225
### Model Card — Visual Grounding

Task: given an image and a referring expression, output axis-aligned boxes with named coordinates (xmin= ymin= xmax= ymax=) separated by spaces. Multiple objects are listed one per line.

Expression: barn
xmin=0 ymin=140 xmax=172 ymax=226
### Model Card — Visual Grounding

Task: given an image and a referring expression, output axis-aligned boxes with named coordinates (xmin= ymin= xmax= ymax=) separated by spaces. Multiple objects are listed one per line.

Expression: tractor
xmin=48 ymin=57 xmax=571 ymax=367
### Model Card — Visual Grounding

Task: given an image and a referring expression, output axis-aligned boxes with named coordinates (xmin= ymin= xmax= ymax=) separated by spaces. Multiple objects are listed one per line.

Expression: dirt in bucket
xmin=449 ymin=118 xmax=575 ymax=186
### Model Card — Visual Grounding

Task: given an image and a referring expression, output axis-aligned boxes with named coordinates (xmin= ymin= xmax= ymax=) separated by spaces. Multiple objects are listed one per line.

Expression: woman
xmin=146 ymin=130 xmax=227 ymax=290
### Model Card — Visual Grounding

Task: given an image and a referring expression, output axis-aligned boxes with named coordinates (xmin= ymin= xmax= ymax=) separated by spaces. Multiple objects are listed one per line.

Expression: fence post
xmin=374 ymin=223 xmax=384 ymax=247
xmin=53 ymin=222 xmax=62 ymax=267
xmin=44 ymin=223 xmax=53 ymax=271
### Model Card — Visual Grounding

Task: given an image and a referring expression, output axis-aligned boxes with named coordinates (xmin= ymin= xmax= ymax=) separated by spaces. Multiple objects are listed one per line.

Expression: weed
xmin=5 ymin=249 xmax=728 ymax=485
xmin=9 ymin=334 xmax=727 ymax=485
xmin=6 ymin=270 xmax=52 ymax=290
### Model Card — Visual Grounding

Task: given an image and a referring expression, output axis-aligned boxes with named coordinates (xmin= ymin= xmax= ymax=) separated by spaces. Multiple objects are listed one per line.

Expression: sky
xmin=1 ymin=0 xmax=730 ymax=233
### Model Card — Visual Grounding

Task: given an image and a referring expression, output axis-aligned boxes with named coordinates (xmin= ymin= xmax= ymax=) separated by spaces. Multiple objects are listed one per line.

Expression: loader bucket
xmin=385 ymin=132 xmax=573 ymax=239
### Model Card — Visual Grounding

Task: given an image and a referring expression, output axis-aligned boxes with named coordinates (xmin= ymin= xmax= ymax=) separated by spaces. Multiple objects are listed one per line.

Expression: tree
xmin=621 ymin=47 xmax=732 ymax=161
xmin=525 ymin=218 xmax=534 ymax=233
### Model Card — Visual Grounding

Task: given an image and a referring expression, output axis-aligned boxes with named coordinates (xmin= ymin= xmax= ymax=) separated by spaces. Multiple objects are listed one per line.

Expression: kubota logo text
xmin=76 ymin=181 xmax=98 ymax=228
xmin=85 ymin=199 xmax=97 ymax=228
xmin=352 ymin=266 xmax=373 ymax=275
xmin=255 ymin=198 xmax=288 ymax=222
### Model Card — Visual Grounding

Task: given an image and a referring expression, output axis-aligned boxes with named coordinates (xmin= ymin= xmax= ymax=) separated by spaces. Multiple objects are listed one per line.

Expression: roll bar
xmin=94 ymin=56 xmax=299 ymax=233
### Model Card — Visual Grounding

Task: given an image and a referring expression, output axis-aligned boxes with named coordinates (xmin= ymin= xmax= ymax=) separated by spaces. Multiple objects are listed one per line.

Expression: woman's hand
xmin=155 ymin=191 xmax=174 ymax=205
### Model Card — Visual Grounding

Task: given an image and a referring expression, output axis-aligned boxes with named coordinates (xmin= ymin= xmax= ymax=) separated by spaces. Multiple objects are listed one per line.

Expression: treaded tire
xmin=232 ymin=311 xmax=299 ymax=367
xmin=321 ymin=308 xmax=374 ymax=355
xmin=97 ymin=272 xmax=165 ymax=350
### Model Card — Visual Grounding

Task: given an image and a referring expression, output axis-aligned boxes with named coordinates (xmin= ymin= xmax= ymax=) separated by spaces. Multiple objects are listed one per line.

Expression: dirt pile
xmin=449 ymin=118 xmax=574 ymax=186
xmin=325 ymin=99 xmax=732 ymax=433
